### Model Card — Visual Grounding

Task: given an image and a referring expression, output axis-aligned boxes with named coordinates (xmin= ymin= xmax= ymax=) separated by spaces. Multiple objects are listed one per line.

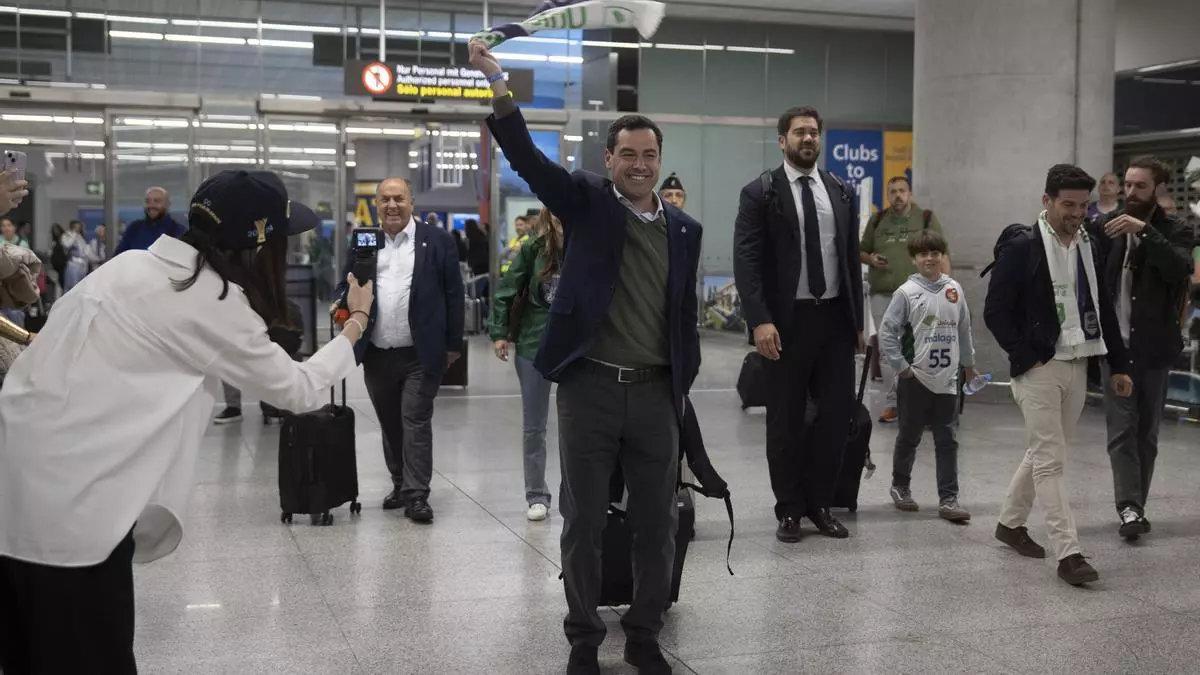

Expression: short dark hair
xmin=606 ymin=115 xmax=663 ymax=152
xmin=1044 ymin=164 xmax=1095 ymax=197
xmin=908 ymin=229 xmax=948 ymax=257
xmin=1127 ymin=155 xmax=1171 ymax=186
xmin=886 ymin=176 xmax=910 ymax=189
xmin=777 ymin=106 xmax=823 ymax=137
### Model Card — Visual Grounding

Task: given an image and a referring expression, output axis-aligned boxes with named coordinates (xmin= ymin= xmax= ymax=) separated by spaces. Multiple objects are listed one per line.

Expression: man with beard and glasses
xmin=114 ymin=186 xmax=186 ymax=255
xmin=472 ymin=38 xmax=702 ymax=675
xmin=334 ymin=177 xmax=463 ymax=523
xmin=734 ymin=105 xmax=864 ymax=544
xmin=859 ymin=175 xmax=947 ymax=427
xmin=1087 ymin=156 xmax=1193 ymax=542
xmin=986 ymin=164 xmax=1132 ymax=587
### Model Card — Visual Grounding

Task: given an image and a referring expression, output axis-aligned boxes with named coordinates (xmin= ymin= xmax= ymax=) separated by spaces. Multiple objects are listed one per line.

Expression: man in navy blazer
xmin=472 ymin=41 xmax=701 ymax=675
xmin=335 ymin=177 xmax=463 ymax=523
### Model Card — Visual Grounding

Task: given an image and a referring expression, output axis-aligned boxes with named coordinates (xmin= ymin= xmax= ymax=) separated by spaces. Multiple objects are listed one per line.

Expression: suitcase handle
xmin=857 ymin=344 xmax=873 ymax=406
xmin=329 ymin=316 xmax=346 ymax=408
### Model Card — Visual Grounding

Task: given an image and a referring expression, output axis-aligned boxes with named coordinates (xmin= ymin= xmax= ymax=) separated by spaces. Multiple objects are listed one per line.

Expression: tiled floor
xmin=135 ymin=331 xmax=1200 ymax=673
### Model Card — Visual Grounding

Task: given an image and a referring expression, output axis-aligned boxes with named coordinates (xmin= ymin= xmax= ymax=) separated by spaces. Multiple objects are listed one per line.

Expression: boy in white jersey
xmin=878 ymin=230 xmax=978 ymax=522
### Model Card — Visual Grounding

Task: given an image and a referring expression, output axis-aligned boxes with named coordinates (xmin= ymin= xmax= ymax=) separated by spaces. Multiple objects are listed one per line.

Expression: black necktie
xmin=800 ymin=175 xmax=826 ymax=299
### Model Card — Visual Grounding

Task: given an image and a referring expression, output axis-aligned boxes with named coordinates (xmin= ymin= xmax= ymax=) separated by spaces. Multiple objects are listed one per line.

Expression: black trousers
xmin=556 ymin=362 xmax=679 ymax=648
xmin=362 ymin=345 xmax=439 ymax=500
xmin=0 ymin=530 xmax=137 ymax=675
xmin=765 ymin=298 xmax=856 ymax=520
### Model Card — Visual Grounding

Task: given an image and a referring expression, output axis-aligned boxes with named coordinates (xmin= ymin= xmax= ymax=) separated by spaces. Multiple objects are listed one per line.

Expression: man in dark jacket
xmin=114 ymin=187 xmax=186 ymax=255
xmin=472 ymin=39 xmax=702 ymax=675
xmin=1088 ymin=155 xmax=1194 ymax=540
xmin=985 ymin=164 xmax=1132 ymax=587
xmin=733 ymin=106 xmax=864 ymax=544
xmin=335 ymin=177 xmax=463 ymax=523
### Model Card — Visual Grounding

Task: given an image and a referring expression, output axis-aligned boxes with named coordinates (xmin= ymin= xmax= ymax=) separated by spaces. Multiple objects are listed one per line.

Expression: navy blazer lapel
xmin=1029 ymin=221 xmax=1047 ymax=281
xmin=411 ymin=220 xmax=428 ymax=292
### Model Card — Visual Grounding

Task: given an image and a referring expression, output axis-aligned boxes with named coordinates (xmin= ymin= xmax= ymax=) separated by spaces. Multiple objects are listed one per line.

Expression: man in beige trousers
xmin=983 ymin=164 xmax=1133 ymax=587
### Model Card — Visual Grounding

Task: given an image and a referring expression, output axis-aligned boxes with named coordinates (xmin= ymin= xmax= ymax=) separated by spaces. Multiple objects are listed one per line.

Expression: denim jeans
xmin=892 ymin=376 xmax=960 ymax=501
xmin=514 ymin=355 xmax=552 ymax=506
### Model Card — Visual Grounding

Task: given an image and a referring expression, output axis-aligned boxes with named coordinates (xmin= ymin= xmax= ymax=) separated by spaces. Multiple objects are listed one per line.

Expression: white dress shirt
xmin=371 ymin=221 xmax=418 ymax=349
xmin=0 ymin=236 xmax=357 ymax=566
xmin=783 ymin=161 xmax=840 ymax=300
xmin=613 ymin=185 xmax=665 ymax=224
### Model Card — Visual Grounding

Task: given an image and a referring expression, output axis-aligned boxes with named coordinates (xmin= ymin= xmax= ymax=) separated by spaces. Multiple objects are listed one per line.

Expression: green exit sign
xmin=86 ymin=181 xmax=104 ymax=196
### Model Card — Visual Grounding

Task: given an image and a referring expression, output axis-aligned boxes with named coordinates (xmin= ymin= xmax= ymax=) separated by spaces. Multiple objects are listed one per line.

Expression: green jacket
xmin=489 ymin=234 xmax=552 ymax=360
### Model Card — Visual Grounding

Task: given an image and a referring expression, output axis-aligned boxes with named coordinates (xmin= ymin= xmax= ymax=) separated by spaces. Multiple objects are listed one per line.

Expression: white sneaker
xmin=526 ymin=503 xmax=549 ymax=521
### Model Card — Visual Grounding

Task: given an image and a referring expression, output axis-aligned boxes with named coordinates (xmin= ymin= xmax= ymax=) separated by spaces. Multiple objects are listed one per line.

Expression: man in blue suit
xmin=336 ymin=177 xmax=463 ymax=523
xmin=472 ymin=40 xmax=702 ymax=675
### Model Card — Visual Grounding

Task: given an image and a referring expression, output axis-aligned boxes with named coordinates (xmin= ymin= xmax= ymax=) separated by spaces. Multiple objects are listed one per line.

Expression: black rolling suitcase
xmin=832 ymin=346 xmax=877 ymax=511
xmin=736 ymin=351 xmax=769 ymax=409
xmin=278 ymin=325 xmax=362 ymax=526
xmin=597 ymin=487 xmax=694 ymax=608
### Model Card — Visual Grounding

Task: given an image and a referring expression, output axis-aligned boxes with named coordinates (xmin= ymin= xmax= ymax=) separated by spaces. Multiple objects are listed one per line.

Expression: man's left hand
xmin=446 ymin=351 xmax=462 ymax=368
xmin=1103 ymin=214 xmax=1146 ymax=238
xmin=1111 ymin=373 xmax=1134 ymax=398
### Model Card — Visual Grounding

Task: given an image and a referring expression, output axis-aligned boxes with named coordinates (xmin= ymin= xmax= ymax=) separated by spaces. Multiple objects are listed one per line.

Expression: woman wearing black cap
xmin=0 ymin=170 xmax=374 ymax=674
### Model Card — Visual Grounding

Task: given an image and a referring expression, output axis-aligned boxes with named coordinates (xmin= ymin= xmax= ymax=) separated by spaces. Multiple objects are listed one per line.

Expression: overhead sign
xmin=345 ymin=60 xmax=534 ymax=104
xmin=826 ymin=129 xmax=883 ymax=210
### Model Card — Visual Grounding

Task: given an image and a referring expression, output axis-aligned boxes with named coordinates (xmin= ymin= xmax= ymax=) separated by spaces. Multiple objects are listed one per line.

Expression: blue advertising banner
xmin=825 ymin=129 xmax=883 ymax=210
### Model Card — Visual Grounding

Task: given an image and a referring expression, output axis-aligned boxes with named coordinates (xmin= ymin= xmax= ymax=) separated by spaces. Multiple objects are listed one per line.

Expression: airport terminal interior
xmin=1 ymin=0 xmax=1200 ymax=673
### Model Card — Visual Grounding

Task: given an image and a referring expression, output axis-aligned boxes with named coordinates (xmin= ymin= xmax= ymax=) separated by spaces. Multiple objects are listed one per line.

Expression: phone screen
xmin=4 ymin=150 xmax=27 ymax=182
xmin=355 ymin=231 xmax=378 ymax=249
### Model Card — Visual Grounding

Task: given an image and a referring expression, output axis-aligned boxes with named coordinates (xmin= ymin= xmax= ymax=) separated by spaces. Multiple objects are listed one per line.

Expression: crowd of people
xmin=0 ymin=33 xmax=1197 ymax=675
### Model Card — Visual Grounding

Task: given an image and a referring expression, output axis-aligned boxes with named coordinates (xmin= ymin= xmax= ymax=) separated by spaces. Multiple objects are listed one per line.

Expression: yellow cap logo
xmin=254 ymin=218 xmax=269 ymax=244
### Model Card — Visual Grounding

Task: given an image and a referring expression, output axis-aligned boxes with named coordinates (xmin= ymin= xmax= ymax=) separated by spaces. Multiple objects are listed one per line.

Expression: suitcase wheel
xmin=350 ymin=501 xmax=362 ymax=515
xmin=280 ymin=512 xmax=292 ymax=524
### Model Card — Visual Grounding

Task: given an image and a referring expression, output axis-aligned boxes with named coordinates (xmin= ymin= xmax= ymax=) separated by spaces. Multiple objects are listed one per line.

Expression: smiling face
xmin=779 ymin=116 xmax=821 ymax=170
xmin=375 ymin=178 xmax=414 ymax=235
xmin=144 ymin=188 xmax=168 ymax=220
xmin=605 ymin=127 xmax=661 ymax=205
xmin=1042 ymin=188 xmax=1090 ymax=237
xmin=913 ymin=249 xmax=944 ymax=280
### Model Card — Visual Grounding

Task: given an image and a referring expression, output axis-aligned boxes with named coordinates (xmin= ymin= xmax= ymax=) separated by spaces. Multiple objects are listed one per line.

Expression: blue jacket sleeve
xmin=113 ymin=223 xmax=138 ymax=256
xmin=485 ymin=103 xmax=590 ymax=225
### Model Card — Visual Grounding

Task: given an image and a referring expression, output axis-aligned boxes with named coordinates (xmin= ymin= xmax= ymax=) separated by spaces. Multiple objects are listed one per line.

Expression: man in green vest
xmin=860 ymin=175 xmax=948 ymax=423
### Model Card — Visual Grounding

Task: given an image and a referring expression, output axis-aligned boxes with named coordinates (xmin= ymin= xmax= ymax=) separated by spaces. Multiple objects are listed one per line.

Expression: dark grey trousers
xmin=363 ymin=345 xmax=438 ymax=501
xmin=1102 ymin=362 xmax=1170 ymax=514
xmin=892 ymin=376 xmax=960 ymax=501
xmin=556 ymin=362 xmax=680 ymax=648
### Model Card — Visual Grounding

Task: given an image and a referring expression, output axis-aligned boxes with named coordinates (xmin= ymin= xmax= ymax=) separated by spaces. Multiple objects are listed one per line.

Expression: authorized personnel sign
xmin=345 ymin=60 xmax=534 ymax=103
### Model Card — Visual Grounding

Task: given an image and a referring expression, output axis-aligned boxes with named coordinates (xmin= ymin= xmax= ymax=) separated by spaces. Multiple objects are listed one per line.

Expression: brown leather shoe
xmin=994 ymin=523 xmax=1046 ymax=558
xmin=878 ymin=407 xmax=898 ymax=424
xmin=776 ymin=516 xmax=802 ymax=543
xmin=1058 ymin=554 xmax=1099 ymax=586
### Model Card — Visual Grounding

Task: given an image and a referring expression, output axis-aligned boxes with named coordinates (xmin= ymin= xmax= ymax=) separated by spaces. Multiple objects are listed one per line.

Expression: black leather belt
xmin=579 ymin=359 xmax=670 ymax=384
xmin=794 ymin=296 xmax=842 ymax=308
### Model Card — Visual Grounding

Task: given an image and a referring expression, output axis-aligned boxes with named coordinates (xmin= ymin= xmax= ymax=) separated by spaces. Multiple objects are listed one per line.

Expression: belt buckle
xmin=617 ymin=366 xmax=635 ymax=384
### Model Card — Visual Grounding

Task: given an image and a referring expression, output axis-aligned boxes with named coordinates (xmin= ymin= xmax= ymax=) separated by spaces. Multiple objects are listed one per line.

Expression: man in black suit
xmin=472 ymin=40 xmax=702 ymax=675
xmin=335 ymin=177 xmax=463 ymax=523
xmin=733 ymin=106 xmax=864 ymax=544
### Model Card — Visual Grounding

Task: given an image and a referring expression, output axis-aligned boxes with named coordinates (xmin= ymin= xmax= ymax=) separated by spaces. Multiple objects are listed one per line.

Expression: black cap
xmin=660 ymin=172 xmax=684 ymax=192
xmin=188 ymin=170 xmax=320 ymax=251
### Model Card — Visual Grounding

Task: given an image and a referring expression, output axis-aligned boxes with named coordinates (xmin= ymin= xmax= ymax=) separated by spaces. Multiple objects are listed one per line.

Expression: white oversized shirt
xmin=1038 ymin=215 xmax=1107 ymax=361
xmin=783 ymin=161 xmax=840 ymax=300
xmin=371 ymin=221 xmax=417 ymax=349
xmin=0 ymin=236 xmax=358 ymax=566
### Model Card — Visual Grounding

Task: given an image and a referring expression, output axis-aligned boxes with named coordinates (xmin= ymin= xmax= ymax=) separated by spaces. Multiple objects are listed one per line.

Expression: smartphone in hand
xmin=4 ymin=150 xmax=27 ymax=182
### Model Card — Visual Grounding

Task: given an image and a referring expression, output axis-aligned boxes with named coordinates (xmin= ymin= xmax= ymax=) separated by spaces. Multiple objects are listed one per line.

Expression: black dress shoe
xmin=624 ymin=640 xmax=672 ymax=674
xmin=567 ymin=645 xmax=600 ymax=675
xmin=1057 ymin=553 xmax=1099 ymax=586
xmin=382 ymin=490 xmax=404 ymax=511
xmin=776 ymin=516 xmax=802 ymax=543
xmin=405 ymin=497 xmax=434 ymax=523
xmin=808 ymin=508 xmax=849 ymax=538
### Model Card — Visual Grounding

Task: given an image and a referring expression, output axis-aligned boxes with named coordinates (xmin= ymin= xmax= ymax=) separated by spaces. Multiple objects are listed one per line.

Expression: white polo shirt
xmin=0 ymin=236 xmax=358 ymax=567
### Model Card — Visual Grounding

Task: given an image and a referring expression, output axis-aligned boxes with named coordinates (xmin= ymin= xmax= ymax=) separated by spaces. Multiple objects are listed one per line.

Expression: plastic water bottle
xmin=963 ymin=372 xmax=993 ymax=396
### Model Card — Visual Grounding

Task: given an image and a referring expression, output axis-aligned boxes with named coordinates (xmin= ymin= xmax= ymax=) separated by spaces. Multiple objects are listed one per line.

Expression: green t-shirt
xmin=587 ymin=211 xmax=670 ymax=368
xmin=860 ymin=202 xmax=944 ymax=295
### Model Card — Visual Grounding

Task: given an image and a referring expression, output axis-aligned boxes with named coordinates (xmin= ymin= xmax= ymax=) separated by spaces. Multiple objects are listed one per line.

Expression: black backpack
xmin=979 ymin=223 xmax=1034 ymax=277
